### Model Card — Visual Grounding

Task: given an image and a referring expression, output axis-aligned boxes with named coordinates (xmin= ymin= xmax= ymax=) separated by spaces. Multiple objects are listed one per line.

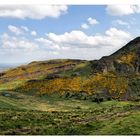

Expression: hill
xmin=0 ymin=37 xmax=140 ymax=102
xmin=91 ymin=36 xmax=140 ymax=74
xmin=0 ymin=37 xmax=140 ymax=135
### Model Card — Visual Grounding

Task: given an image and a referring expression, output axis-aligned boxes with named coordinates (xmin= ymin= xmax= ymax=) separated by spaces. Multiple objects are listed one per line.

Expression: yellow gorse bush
xmin=18 ymin=73 xmax=128 ymax=99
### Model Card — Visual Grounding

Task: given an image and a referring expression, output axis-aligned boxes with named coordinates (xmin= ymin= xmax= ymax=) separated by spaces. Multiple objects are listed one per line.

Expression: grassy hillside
xmin=0 ymin=91 xmax=140 ymax=135
xmin=0 ymin=37 xmax=140 ymax=135
xmin=0 ymin=37 xmax=140 ymax=101
xmin=0 ymin=59 xmax=132 ymax=101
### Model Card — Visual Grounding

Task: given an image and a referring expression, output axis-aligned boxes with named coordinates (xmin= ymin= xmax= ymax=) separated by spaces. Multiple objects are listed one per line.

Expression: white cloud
xmin=47 ymin=31 xmax=88 ymax=45
xmin=81 ymin=23 xmax=89 ymax=29
xmin=0 ymin=25 xmax=133 ymax=62
xmin=0 ymin=33 xmax=59 ymax=63
xmin=21 ymin=26 xmax=29 ymax=32
xmin=47 ymin=28 xmax=131 ymax=49
xmin=0 ymin=5 xmax=68 ymax=19
xmin=81 ymin=17 xmax=99 ymax=29
xmin=46 ymin=28 xmax=132 ymax=60
xmin=35 ymin=37 xmax=51 ymax=44
xmin=8 ymin=25 xmax=23 ymax=35
xmin=31 ymin=31 xmax=37 ymax=36
xmin=1 ymin=33 xmax=38 ymax=51
xmin=114 ymin=19 xmax=129 ymax=26
xmin=112 ymin=19 xmax=130 ymax=28
xmin=87 ymin=17 xmax=99 ymax=25
xmin=105 ymin=28 xmax=130 ymax=39
xmin=8 ymin=25 xmax=37 ymax=37
xmin=35 ymin=37 xmax=60 ymax=50
xmin=106 ymin=5 xmax=140 ymax=16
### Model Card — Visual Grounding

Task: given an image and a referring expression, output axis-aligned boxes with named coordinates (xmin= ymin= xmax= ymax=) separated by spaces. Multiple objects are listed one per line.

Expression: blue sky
xmin=0 ymin=5 xmax=140 ymax=64
xmin=0 ymin=6 xmax=108 ymax=35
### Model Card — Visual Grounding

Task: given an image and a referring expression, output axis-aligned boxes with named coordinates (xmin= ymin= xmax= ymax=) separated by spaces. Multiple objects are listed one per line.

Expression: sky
xmin=0 ymin=5 xmax=140 ymax=64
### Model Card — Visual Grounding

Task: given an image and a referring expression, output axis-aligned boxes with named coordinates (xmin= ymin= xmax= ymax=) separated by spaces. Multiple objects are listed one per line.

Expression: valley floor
xmin=0 ymin=91 xmax=140 ymax=135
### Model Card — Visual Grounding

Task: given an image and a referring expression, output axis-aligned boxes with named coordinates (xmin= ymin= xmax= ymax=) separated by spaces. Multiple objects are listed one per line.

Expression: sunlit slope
xmin=0 ymin=37 xmax=140 ymax=101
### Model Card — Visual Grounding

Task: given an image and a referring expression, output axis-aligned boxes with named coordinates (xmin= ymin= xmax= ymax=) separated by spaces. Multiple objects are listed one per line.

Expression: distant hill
xmin=0 ymin=37 xmax=140 ymax=102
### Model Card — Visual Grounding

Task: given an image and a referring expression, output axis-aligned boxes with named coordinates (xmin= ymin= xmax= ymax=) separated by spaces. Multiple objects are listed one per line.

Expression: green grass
xmin=0 ymin=91 xmax=140 ymax=135
xmin=59 ymin=61 xmax=92 ymax=78
xmin=0 ymin=80 xmax=26 ymax=91
xmin=97 ymin=112 xmax=140 ymax=135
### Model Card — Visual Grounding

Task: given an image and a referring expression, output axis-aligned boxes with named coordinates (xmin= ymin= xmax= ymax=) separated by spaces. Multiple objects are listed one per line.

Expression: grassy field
xmin=0 ymin=39 xmax=140 ymax=135
xmin=0 ymin=90 xmax=140 ymax=135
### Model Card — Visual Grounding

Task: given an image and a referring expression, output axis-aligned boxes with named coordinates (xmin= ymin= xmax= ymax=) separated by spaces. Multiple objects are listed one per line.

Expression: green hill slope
xmin=0 ymin=37 xmax=140 ymax=135
xmin=0 ymin=37 xmax=140 ymax=101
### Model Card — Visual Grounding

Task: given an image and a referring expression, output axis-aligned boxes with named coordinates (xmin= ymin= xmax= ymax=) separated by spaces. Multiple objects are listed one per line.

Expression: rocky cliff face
xmin=89 ymin=37 xmax=140 ymax=101
xmin=91 ymin=37 xmax=140 ymax=75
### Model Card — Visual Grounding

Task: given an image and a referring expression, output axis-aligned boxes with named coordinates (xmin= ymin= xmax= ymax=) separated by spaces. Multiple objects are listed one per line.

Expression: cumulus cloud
xmin=1 ymin=33 xmax=38 ymax=51
xmin=31 ymin=31 xmax=37 ymax=36
xmin=8 ymin=25 xmax=38 ymax=37
xmin=0 ymin=33 xmax=59 ymax=63
xmin=81 ymin=17 xmax=99 ymax=30
xmin=48 ymin=28 xmax=132 ymax=60
xmin=35 ymin=37 xmax=60 ymax=50
xmin=106 ymin=5 xmax=140 ymax=16
xmin=87 ymin=17 xmax=99 ymax=25
xmin=47 ymin=28 xmax=131 ymax=48
xmin=0 ymin=24 xmax=133 ymax=62
xmin=81 ymin=23 xmax=89 ymax=29
xmin=0 ymin=5 xmax=68 ymax=19
xmin=8 ymin=25 xmax=23 ymax=35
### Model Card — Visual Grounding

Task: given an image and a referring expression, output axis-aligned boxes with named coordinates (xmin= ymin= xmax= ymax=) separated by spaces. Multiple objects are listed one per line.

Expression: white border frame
xmin=0 ymin=0 xmax=140 ymax=5
xmin=0 ymin=0 xmax=140 ymax=139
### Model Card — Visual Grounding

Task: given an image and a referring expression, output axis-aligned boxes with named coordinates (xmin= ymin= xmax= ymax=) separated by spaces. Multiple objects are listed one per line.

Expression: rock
xmin=2 ymin=93 xmax=11 ymax=97
xmin=0 ymin=72 xmax=5 ymax=77
xmin=113 ymin=61 xmax=135 ymax=74
xmin=45 ymin=74 xmax=60 ymax=80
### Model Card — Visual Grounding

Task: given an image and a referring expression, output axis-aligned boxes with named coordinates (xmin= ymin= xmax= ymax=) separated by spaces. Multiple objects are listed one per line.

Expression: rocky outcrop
xmin=0 ymin=72 xmax=5 ymax=77
xmin=91 ymin=37 xmax=140 ymax=75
